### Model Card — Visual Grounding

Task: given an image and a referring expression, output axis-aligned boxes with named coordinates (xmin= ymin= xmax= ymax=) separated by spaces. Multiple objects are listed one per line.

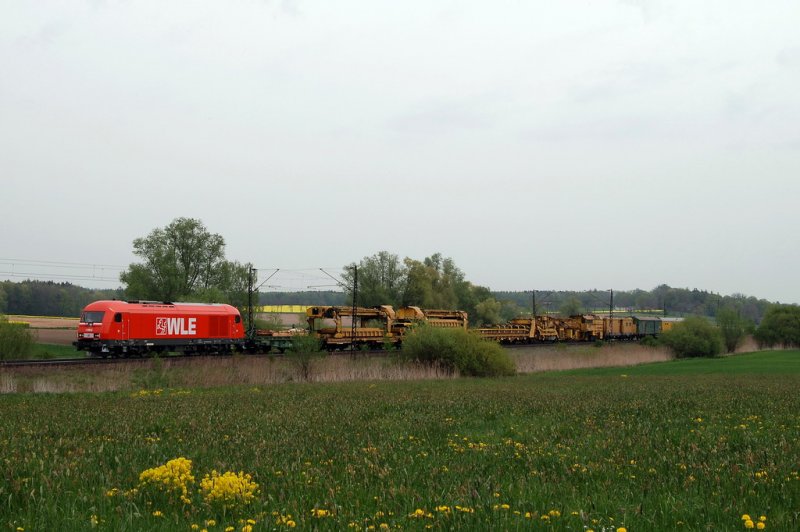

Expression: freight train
xmin=74 ymin=300 xmax=677 ymax=357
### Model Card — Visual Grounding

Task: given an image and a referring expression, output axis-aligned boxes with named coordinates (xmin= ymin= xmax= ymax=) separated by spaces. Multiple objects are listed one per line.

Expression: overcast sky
xmin=2 ymin=1 xmax=799 ymax=303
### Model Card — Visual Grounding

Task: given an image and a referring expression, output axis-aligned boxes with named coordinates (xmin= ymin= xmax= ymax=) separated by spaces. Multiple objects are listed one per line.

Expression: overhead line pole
xmin=351 ymin=266 xmax=357 ymax=353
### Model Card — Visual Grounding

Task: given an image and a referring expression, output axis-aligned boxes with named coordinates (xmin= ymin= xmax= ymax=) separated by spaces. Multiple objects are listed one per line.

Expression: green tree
xmin=559 ymin=297 xmax=583 ymax=317
xmin=342 ymin=251 xmax=406 ymax=307
xmin=120 ymin=218 xmax=247 ymax=304
xmin=754 ymin=304 xmax=800 ymax=348
xmin=660 ymin=316 xmax=723 ymax=358
xmin=716 ymin=307 xmax=752 ymax=353
xmin=474 ymin=298 xmax=502 ymax=326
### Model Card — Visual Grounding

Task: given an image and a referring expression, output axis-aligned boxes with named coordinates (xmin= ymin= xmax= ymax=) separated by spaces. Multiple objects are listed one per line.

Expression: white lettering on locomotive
xmin=155 ymin=317 xmax=197 ymax=336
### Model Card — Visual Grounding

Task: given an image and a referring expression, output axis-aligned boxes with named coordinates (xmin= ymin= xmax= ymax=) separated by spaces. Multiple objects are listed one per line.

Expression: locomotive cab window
xmin=234 ymin=315 xmax=241 ymax=324
xmin=114 ymin=313 xmax=122 ymax=323
xmin=81 ymin=311 xmax=105 ymax=324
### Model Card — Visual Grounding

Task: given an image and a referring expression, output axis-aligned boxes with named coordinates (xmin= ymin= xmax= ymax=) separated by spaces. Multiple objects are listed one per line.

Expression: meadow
xmin=1 ymin=351 xmax=798 ymax=531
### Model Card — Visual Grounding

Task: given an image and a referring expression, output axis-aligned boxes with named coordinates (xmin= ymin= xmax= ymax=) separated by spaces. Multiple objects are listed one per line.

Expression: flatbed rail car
xmin=307 ymin=305 xmax=400 ymax=350
xmin=74 ymin=300 xmax=244 ymax=357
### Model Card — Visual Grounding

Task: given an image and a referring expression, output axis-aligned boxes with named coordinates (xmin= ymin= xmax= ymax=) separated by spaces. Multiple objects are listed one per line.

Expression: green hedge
xmin=0 ymin=315 xmax=34 ymax=360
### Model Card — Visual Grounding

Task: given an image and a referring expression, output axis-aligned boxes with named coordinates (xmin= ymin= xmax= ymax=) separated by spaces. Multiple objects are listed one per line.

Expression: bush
xmin=400 ymin=326 xmax=515 ymax=377
xmin=659 ymin=316 xmax=723 ymax=358
xmin=754 ymin=304 xmax=800 ymax=348
xmin=286 ymin=334 xmax=324 ymax=381
xmin=0 ymin=315 xmax=34 ymax=360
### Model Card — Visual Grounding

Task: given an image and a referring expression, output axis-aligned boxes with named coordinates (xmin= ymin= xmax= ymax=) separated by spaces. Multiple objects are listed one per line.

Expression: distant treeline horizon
xmin=0 ymin=280 xmax=779 ymax=324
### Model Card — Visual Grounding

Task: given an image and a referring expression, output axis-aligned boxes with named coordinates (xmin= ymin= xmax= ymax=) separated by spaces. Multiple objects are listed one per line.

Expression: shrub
xmin=286 ymin=333 xmax=324 ymax=381
xmin=400 ymin=325 xmax=515 ymax=377
xmin=659 ymin=316 xmax=723 ymax=358
xmin=754 ymin=304 xmax=800 ymax=348
xmin=0 ymin=315 xmax=34 ymax=360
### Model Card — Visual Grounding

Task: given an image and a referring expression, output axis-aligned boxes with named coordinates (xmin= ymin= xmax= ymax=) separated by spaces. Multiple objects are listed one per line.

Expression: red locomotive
xmin=75 ymin=300 xmax=244 ymax=357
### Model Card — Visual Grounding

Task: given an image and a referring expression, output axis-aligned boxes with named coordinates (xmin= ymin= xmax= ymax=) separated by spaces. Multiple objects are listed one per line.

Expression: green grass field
xmin=1 ymin=351 xmax=798 ymax=531
xmin=28 ymin=342 xmax=81 ymax=359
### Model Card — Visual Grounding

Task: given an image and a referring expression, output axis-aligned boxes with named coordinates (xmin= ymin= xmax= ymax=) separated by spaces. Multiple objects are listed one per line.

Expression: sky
xmin=2 ymin=1 xmax=799 ymax=303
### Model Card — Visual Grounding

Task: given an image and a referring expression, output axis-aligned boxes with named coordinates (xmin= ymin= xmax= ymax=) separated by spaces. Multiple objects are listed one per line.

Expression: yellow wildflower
xmin=759 ymin=516 xmax=767 ymax=522
xmin=206 ymin=520 xmax=217 ymax=527
xmin=153 ymin=510 xmax=164 ymax=517
xmin=756 ymin=523 xmax=765 ymax=530
xmin=549 ymin=509 xmax=561 ymax=517
xmin=742 ymin=515 xmax=751 ymax=521
xmin=139 ymin=458 xmax=195 ymax=503
xmin=311 ymin=508 xmax=330 ymax=518
xmin=617 ymin=528 xmax=627 ymax=532
xmin=745 ymin=520 xmax=755 ymax=529
xmin=200 ymin=471 xmax=258 ymax=510
xmin=225 ymin=527 xmax=235 ymax=532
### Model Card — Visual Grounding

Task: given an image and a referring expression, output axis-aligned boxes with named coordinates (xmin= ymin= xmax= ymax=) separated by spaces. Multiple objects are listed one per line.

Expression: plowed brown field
xmin=8 ymin=316 xmax=78 ymax=345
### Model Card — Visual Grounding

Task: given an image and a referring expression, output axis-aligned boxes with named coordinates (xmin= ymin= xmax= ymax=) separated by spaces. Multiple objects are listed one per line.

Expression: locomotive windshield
xmin=80 ymin=311 xmax=105 ymax=324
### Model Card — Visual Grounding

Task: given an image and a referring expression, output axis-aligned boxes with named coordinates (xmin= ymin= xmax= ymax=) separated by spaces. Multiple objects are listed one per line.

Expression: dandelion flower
xmin=756 ymin=523 xmax=765 ymax=530
xmin=745 ymin=520 xmax=755 ymax=529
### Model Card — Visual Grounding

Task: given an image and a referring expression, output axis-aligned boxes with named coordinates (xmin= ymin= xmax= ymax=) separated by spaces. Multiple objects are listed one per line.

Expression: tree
xmin=474 ymin=298 xmax=502 ymax=326
xmin=716 ymin=307 xmax=752 ymax=353
xmin=754 ymin=304 xmax=800 ymax=348
xmin=660 ymin=316 xmax=723 ymax=358
xmin=342 ymin=251 xmax=406 ymax=307
xmin=120 ymin=218 xmax=248 ymax=304
xmin=559 ymin=297 xmax=583 ymax=317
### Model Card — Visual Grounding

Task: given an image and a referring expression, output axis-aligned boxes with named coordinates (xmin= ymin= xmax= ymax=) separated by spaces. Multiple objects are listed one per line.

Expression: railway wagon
xmin=633 ymin=316 xmax=662 ymax=337
xmin=603 ymin=316 xmax=637 ymax=339
xmin=306 ymin=305 xmax=400 ymax=350
xmin=74 ymin=300 xmax=244 ymax=357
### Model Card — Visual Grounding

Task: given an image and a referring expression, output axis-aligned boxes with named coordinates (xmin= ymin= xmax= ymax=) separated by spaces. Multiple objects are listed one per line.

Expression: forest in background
xmin=0 ymin=279 xmax=775 ymax=324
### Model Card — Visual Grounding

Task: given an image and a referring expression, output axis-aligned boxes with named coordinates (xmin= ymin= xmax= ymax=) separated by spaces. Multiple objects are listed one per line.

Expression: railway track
xmin=0 ymin=343 xmax=587 ymax=368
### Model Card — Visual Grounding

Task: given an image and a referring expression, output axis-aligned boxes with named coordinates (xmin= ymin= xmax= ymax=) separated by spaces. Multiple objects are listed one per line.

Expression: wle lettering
xmin=155 ymin=317 xmax=197 ymax=336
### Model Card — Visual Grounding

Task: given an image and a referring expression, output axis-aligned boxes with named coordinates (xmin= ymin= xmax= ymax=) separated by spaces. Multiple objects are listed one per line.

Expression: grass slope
xmin=563 ymin=349 xmax=800 ymax=376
